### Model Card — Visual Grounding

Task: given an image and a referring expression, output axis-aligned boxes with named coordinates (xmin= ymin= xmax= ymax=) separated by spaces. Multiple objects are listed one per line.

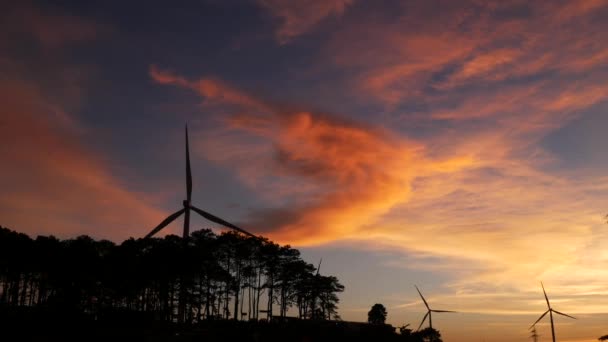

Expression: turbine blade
xmin=530 ymin=310 xmax=549 ymax=329
xmin=541 ymin=281 xmax=551 ymax=309
xmin=417 ymin=311 xmax=429 ymax=331
xmin=189 ymin=204 xmax=255 ymax=237
xmin=552 ymin=309 xmax=576 ymax=320
xmin=145 ymin=208 xmax=185 ymax=238
xmin=431 ymin=310 xmax=457 ymax=313
xmin=415 ymin=285 xmax=430 ymax=310
xmin=316 ymin=258 xmax=322 ymax=276
xmin=185 ymin=124 xmax=192 ymax=202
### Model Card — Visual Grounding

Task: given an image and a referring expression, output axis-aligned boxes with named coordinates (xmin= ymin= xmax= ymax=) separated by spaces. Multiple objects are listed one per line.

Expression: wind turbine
xmin=415 ymin=285 xmax=457 ymax=331
xmin=145 ymin=125 xmax=255 ymax=240
xmin=144 ymin=125 xmax=256 ymax=323
xmin=530 ymin=282 xmax=576 ymax=342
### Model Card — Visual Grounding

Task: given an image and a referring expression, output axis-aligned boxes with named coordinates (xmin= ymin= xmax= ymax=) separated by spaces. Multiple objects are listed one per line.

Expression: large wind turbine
xmin=530 ymin=282 xmax=576 ymax=342
xmin=145 ymin=125 xmax=255 ymax=240
xmin=144 ymin=125 xmax=256 ymax=323
xmin=415 ymin=285 xmax=457 ymax=331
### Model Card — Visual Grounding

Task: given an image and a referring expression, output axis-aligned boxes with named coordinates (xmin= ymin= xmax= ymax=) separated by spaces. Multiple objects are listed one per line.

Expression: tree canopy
xmin=368 ymin=303 xmax=387 ymax=324
xmin=0 ymin=225 xmax=344 ymax=323
xmin=398 ymin=326 xmax=443 ymax=342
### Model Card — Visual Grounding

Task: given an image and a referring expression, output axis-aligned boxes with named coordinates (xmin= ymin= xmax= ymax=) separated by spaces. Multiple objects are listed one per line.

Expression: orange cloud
xmin=328 ymin=26 xmax=476 ymax=105
xmin=228 ymin=111 xmax=423 ymax=244
xmin=150 ymin=67 xmax=475 ymax=245
xmin=553 ymin=0 xmax=608 ymax=21
xmin=150 ymin=65 xmax=270 ymax=112
xmin=257 ymin=0 xmax=354 ymax=44
xmin=438 ymin=48 xmax=523 ymax=88
xmin=428 ymin=76 xmax=608 ymax=127
xmin=324 ymin=0 xmax=608 ymax=109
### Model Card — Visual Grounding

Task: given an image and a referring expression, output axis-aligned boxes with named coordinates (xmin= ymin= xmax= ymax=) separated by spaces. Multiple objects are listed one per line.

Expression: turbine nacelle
xmin=530 ymin=309 xmax=576 ymax=329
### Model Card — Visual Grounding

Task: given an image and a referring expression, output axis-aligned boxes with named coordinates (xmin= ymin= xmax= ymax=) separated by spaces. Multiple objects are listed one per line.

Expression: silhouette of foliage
xmin=368 ymin=303 xmax=387 ymax=324
xmin=395 ymin=325 xmax=443 ymax=342
xmin=394 ymin=325 xmax=442 ymax=342
xmin=599 ymin=335 xmax=608 ymax=341
xmin=399 ymin=324 xmax=413 ymax=336
xmin=0 ymin=225 xmax=344 ymax=324
xmin=412 ymin=327 xmax=442 ymax=342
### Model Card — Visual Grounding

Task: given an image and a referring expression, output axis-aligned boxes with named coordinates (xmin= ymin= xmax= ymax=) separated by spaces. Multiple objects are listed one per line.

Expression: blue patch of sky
xmin=541 ymin=103 xmax=608 ymax=171
xmin=300 ymin=244 xmax=454 ymax=310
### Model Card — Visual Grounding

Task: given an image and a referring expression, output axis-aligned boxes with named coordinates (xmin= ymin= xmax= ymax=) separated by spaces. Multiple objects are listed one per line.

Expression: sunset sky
xmin=2 ymin=0 xmax=608 ymax=340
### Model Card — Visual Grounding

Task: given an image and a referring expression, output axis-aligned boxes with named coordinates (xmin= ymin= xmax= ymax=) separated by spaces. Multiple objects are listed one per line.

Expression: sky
xmin=1 ymin=0 xmax=608 ymax=340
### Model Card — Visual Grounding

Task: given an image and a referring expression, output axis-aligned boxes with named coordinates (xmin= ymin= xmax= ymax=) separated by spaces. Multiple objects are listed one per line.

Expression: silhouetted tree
xmin=0 ymin=226 xmax=345 ymax=324
xmin=399 ymin=324 xmax=412 ymax=334
xmin=599 ymin=335 xmax=608 ymax=341
xmin=398 ymin=324 xmax=420 ymax=341
xmin=396 ymin=324 xmax=444 ymax=342
xmin=415 ymin=327 xmax=443 ymax=342
xmin=368 ymin=303 xmax=387 ymax=324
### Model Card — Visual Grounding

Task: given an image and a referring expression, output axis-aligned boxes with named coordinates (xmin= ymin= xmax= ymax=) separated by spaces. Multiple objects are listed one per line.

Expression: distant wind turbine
xmin=415 ymin=285 xmax=457 ymax=331
xmin=145 ymin=125 xmax=256 ymax=240
xmin=530 ymin=282 xmax=576 ymax=342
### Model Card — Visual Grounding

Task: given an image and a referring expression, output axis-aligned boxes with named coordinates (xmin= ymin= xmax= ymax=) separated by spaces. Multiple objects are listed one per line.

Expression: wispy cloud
xmin=325 ymin=0 xmax=608 ymax=109
xmin=0 ymin=4 xmax=104 ymax=48
xmin=257 ymin=0 xmax=354 ymax=44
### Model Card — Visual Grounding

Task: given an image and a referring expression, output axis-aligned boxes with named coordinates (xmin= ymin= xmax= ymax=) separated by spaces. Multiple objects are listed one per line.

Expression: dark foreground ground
xmin=1 ymin=307 xmax=401 ymax=342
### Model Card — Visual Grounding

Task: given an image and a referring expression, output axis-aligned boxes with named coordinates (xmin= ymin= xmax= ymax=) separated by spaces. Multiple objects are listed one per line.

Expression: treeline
xmin=0 ymin=226 xmax=344 ymax=323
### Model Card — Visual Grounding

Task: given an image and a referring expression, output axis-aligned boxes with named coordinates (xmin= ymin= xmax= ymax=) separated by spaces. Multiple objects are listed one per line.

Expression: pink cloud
xmin=324 ymin=0 xmax=608 ymax=110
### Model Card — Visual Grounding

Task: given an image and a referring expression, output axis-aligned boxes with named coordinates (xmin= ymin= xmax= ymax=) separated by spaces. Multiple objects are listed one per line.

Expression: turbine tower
xmin=145 ymin=125 xmax=256 ymax=323
xmin=530 ymin=282 xmax=576 ymax=342
xmin=145 ymin=125 xmax=255 ymax=240
xmin=530 ymin=326 xmax=539 ymax=342
xmin=310 ymin=258 xmax=323 ymax=320
xmin=415 ymin=285 xmax=457 ymax=331
xmin=316 ymin=258 xmax=322 ymax=276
